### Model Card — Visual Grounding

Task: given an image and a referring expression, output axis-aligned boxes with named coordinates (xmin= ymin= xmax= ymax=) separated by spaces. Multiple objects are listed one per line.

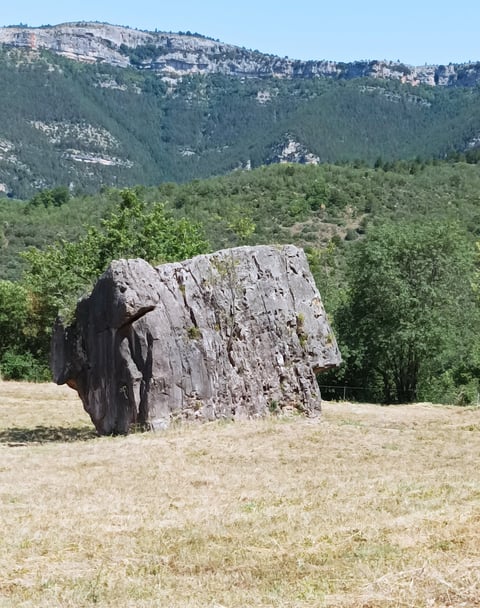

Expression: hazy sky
xmin=1 ymin=0 xmax=478 ymax=66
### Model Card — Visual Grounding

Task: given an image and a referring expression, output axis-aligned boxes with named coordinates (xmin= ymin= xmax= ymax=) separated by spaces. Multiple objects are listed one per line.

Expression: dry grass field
xmin=0 ymin=381 xmax=480 ymax=607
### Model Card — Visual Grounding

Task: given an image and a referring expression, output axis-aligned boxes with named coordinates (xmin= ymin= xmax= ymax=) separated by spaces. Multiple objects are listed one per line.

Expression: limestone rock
xmin=52 ymin=245 xmax=341 ymax=434
xmin=1 ymin=23 xmax=480 ymax=87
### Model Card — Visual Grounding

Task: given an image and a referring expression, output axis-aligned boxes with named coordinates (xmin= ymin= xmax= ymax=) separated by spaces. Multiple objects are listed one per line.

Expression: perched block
xmin=52 ymin=245 xmax=341 ymax=434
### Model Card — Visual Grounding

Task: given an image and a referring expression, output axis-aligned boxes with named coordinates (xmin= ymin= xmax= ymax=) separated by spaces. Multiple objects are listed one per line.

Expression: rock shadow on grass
xmin=0 ymin=425 xmax=98 ymax=445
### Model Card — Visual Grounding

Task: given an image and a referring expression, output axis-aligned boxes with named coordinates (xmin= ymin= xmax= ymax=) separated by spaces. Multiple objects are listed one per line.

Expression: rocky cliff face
xmin=0 ymin=22 xmax=478 ymax=86
xmin=51 ymin=245 xmax=341 ymax=435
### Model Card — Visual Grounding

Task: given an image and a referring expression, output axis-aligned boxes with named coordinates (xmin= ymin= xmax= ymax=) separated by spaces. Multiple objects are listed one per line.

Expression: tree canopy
xmin=334 ymin=221 xmax=479 ymax=403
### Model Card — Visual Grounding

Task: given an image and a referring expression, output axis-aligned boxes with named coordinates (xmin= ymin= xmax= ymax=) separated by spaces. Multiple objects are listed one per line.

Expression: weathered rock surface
xmin=1 ymin=22 xmax=479 ymax=87
xmin=52 ymin=245 xmax=341 ymax=434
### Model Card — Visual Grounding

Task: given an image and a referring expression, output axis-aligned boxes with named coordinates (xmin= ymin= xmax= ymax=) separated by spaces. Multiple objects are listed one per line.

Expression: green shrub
xmin=0 ymin=350 xmax=50 ymax=382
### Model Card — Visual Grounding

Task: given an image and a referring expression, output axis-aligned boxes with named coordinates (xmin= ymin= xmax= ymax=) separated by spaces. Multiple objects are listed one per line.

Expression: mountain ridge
xmin=0 ymin=21 xmax=479 ymax=87
xmin=0 ymin=21 xmax=480 ymax=198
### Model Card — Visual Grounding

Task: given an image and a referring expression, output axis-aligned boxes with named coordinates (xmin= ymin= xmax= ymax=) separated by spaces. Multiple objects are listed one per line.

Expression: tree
xmin=28 ymin=186 xmax=70 ymax=209
xmin=0 ymin=280 xmax=50 ymax=380
xmin=336 ymin=221 xmax=479 ymax=403
xmin=0 ymin=281 xmax=29 ymax=355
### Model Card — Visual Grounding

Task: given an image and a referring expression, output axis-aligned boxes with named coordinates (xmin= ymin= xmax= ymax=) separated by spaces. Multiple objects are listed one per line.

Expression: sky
xmin=0 ymin=1 xmax=479 ymax=66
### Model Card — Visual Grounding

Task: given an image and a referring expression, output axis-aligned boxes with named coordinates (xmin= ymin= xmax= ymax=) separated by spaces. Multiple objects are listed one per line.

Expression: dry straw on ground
xmin=0 ymin=381 xmax=479 ymax=607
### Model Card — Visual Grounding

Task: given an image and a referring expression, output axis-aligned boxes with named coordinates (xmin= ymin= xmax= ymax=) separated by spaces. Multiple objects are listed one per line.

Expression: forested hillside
xmin=0 ymin=45 xmax=480 ymax=197
xmin=2 ymin=21 xmax=480 ymax=405
xmin=2 ymin=159 xmax=480 ymax=404
xmin=3 ymin=159 xmax=480 ymax=281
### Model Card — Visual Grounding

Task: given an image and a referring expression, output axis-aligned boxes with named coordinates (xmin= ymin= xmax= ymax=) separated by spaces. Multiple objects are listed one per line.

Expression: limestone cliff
xmin=0 ymin=22 xmax=478 ymax=87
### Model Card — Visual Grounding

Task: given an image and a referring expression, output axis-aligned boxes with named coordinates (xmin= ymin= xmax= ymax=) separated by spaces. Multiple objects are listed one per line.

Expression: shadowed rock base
xmin=52 ymin=245 xmax=341 ymax=434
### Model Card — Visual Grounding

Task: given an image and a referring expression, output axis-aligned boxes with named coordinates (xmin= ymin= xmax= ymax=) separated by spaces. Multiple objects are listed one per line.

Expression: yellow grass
xmin=1 ymin=381 xmax=480 ymax=607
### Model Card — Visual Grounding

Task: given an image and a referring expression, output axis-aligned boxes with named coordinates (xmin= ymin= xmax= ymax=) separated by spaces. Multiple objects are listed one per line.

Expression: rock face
xmin=0 ymin=22 xmax=479 ymax=87
xmin=52 ymin=245 xmax=341 ymax=434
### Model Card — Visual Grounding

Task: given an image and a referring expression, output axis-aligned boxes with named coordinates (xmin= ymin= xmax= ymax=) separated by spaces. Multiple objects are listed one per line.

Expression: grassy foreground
xmin=0 ymin=382 xmax=479 ymax=607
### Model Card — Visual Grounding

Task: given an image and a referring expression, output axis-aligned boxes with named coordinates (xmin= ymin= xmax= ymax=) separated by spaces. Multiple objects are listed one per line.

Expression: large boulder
xmin=52 ymin=245 xmax=341 ymax=434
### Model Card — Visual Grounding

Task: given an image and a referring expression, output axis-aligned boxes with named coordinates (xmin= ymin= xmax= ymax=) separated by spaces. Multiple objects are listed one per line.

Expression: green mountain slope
xmin=0 ymin=47 xmax=480 ymax=197
xmin=3 ymin=159 xmax=480 ymax=281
